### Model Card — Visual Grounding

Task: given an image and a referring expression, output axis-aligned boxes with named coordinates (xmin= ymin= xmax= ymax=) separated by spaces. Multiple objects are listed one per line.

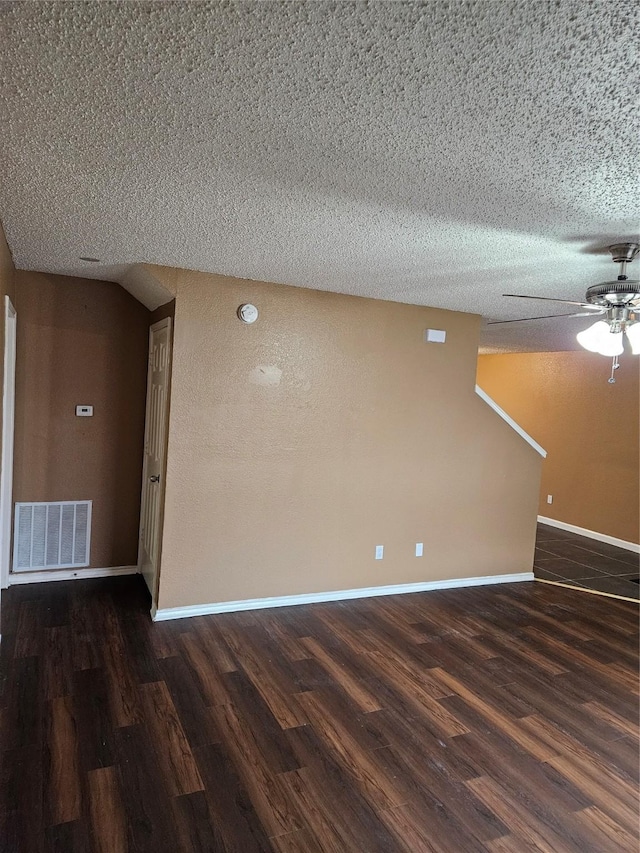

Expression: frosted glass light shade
xmin=626 ymin=322 xmax=640 ymax=355
xmin=576 ymin=321 xmax=610 ymax=353
xmin=597 ymin=330 xmax=624 ymax=357
xmin=576 ymin=321 xmax=624 ymax=356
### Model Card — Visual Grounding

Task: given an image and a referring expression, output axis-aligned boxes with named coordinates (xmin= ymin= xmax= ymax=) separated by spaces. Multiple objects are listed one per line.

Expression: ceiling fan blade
xmin=487 ymin=311 xmax=604 ymax=325
xmin=502 ymin=294 xmax=602 ymax=310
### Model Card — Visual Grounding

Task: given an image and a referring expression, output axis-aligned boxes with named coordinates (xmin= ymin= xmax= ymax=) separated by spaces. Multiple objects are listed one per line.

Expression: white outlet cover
xmin=415 ymin=542 xmax=423 ymax=557
xmin=425 ymin=329 xmax=446 ymax=343
xmin=547 ymin=494 xmax=553 ymax=504
xmin=375 ymin=545 xmax=384 ymax=560
xmin=75 ymin=405 xmax=93 ymax=416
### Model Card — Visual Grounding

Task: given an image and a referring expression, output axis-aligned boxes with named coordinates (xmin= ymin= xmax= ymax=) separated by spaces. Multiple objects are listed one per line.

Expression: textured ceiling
xmin=1 ymin=1 xmax=638 ymax=351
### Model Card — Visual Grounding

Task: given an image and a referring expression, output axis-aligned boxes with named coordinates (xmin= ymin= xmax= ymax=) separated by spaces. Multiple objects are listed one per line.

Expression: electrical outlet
xmin=547 ymin=494 xmax=553 ymax=504
xmin=375 ymin=545 xmax=384 ymax=560
xmin=415 ymin=542 xmax=423 ymax=557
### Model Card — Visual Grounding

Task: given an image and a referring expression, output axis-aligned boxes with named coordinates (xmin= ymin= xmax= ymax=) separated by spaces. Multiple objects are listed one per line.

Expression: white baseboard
xmin=537 ymin=516 xmax=640 ymax=554
xmin=152 ymin=572 xmax=534 ymax=621
xmin=8 ymin=565 xmax=138 ymax=585
xmin=534 ymin=577 xmax=638 ymax=604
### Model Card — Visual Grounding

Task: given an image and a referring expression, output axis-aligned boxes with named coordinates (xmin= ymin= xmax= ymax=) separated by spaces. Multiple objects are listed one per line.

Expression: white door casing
xmin=0 ymin=297 xmax=17 ymax=591
xmin=139 ymin=317 xmax=172 ymax=609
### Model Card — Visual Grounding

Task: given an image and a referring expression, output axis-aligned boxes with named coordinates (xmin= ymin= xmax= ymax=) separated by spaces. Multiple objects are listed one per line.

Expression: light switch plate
xmin=415 ymin=542 xmax=424 ymax=557
xmin=375 ymin=545 xmax=384 ymax=560
xmin=76 ymin=405 xmax=93 ymax=417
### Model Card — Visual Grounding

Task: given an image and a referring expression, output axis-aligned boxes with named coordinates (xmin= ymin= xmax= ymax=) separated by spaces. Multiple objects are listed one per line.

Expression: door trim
xmin=0 ymin=297 xmax=16 ymax=590
xmin=138 ymin=316 xmax=172 ymax=613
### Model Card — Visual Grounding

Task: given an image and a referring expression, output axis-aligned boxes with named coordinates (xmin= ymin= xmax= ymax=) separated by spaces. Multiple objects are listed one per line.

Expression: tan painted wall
xmin=13 ymin=271 xmax=151 ymax=568
xmin=477 ymin=352 xmax=640 ymax=544
xmin=149 ymin=266 xmax=543 ymax=610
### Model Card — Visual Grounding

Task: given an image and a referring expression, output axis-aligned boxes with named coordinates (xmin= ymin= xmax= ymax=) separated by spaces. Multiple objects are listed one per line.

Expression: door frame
xmin=138 ymin=316 xmax=172 ymax=615
xmin=0 ymin=296 xmax=17 ymax=590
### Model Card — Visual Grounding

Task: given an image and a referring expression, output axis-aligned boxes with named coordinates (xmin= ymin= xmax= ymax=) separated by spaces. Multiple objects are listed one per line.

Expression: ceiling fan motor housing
xmin=585 ymin=281 xmax=640 ymax=307
xmin=607 ymin=242 xmax=639 ymax=264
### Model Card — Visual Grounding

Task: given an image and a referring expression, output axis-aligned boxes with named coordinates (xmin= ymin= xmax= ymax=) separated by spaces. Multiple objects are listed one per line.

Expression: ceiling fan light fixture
xmin=576 ymin=320 xmax=625 ymax=356
xmin=576 ymin=320 xmax=611 ymax=353
xmin=597 ymin=330 xmax=624 ymax=357
xmin=503 ymin=242 xmax=640 ymax=366
xmin=625 ymin=322 xmax=640 ymax=355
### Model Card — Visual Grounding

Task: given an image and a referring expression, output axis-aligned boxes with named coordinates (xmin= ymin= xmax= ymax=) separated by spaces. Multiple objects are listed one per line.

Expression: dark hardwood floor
xmin=0 ymin=573 xmax=638 ymax=852
xmin=535 ymin=523 xmax=640 ymax=601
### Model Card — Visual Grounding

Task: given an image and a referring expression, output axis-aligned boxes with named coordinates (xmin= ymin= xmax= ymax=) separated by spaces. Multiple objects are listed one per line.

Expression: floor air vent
xmin=13 ymin=501 xmax=92 ymax=572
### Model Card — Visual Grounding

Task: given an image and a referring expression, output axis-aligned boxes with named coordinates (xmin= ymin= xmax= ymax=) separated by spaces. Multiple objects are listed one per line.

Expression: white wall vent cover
xmin=13 ymin=501 xmax=92 ymax=572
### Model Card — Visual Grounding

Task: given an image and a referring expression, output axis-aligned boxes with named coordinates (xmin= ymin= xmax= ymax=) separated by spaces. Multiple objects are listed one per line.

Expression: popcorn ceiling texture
xmin=0 ymin=0 xmax=638 ymax=351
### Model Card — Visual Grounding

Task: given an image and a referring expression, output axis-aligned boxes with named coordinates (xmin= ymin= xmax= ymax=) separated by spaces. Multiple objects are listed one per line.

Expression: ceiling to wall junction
xmin=0 ymin=1 xmax=638 ymax=351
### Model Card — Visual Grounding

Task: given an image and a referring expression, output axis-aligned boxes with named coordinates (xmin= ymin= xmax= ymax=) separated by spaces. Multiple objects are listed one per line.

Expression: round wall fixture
xmin=237 ymin=303 xmax=259 ymax=324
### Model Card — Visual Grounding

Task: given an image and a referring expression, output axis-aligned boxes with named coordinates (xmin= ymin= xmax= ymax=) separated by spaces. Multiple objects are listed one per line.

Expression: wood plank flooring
xmin=0 ymin=574 xmax=638 ymax=852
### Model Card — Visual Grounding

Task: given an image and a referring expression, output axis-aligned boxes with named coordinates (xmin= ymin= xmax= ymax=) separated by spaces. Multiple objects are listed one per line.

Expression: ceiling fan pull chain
xmin=608 ymin=354 xmax=620 ymax=384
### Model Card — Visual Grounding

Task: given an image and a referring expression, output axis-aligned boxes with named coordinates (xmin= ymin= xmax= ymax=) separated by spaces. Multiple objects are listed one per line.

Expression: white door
xmin=0 ymin=296 xmax=17 ymax=593
xmin=139 ymin=317 xmax=172 ymax=608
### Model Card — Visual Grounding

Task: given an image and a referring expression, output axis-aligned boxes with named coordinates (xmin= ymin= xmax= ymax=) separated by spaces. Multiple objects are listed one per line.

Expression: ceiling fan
xmin=488 ymin=242 xmax=640 ymax=363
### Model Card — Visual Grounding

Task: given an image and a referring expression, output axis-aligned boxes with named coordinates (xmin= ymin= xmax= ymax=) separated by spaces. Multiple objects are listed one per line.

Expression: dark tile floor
xmin=535 ymin=522 xmax=640 ymax=602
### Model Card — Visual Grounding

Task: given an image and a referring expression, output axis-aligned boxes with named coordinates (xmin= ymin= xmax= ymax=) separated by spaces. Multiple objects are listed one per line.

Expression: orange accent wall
xmin=477 ymin=351 xmax=639 ymax=544
xmin=13 ymin=271 xmax=151 ymax=568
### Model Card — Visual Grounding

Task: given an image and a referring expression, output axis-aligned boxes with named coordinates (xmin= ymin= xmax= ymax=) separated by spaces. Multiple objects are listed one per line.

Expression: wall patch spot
xmin=249 ymin=365 xmax=282 ymax=387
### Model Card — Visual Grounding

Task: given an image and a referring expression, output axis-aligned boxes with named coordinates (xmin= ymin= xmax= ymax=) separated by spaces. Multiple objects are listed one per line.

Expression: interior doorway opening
xmin=0 ymin=296 xmax=17 ymax=591
xmin=138 ymin=317 xmax=173 ymax=615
